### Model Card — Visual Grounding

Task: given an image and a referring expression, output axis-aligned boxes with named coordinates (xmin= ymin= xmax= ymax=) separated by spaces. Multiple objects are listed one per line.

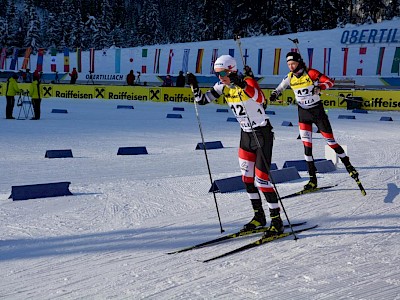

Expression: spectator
xmin=5 ymin=74 xmax=22 ymax=119
xmin=176 ymin=71 xmax=186 ymax=87
xmin=162 ymin=75 xmax=173 ymax=87
xmin=29 ymin=74 xmax=41 ymax=120
xmin=126 ymin=70 xmax=135 ymax=86
xmin=69 ymin=67 xmax=78 ymax=84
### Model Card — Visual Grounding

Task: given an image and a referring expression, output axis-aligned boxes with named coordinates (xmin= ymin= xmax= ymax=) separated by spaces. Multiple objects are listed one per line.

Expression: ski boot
xmin=241 ymin=199 xmax=266 ymax=231
xmin=341 ymin=156 xmax=359 ymax=179
xmin=263 ymin=208 xmax=284 ymax=237
xmin=303 ymin=175 xmax=317 ymax=190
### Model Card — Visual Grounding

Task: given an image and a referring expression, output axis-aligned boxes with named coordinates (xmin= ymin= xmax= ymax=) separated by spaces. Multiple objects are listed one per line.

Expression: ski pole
xmin=190 ymin=84 xmax=225 ymax=233
xmin=234 ymin=34 xmax=246 ymax=67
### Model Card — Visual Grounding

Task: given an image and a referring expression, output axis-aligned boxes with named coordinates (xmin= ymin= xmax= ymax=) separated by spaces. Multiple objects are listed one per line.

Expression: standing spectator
xmin=162 ymin=75 xmax=173 ymax=87
xmin=270 ymin=51 xmax=359 ymax=189
xmin=176 ymin=71 xmax=186 ymax=87
xmin=5 ymin=74 xmax=22 ymax=119
xmin=126 ymin=70 xmax=135 ymax=86
xmin=29 ymin=73 xmax=41 ymax=120
xmin=69 ymin=67 xmax=78 ymax=84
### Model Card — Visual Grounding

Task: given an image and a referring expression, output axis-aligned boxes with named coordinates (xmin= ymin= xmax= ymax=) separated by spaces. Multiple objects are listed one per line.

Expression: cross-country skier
xmin=270 ymin=51 xmax=359 ymax=190
xmin=187 ymin=55 xmax=283 ymax=237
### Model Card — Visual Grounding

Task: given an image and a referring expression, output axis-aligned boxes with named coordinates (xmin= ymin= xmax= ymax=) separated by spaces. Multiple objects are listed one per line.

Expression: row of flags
xmin=1 ymin=46 xmax=400 ymax=76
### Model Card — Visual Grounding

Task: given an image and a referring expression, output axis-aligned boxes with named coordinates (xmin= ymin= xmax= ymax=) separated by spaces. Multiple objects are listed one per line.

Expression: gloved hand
xmin=243 ymin=66 xmax=254 ymax=78
xmin=228 ymin=72 xmax=246 ymax=88
xmin=312 ymin=85 xmax=321 ymax=95
xmin=186 ymin=73 xmax=198 ymax=88
xmin=269 ymin=91 xmax=278 ymax=102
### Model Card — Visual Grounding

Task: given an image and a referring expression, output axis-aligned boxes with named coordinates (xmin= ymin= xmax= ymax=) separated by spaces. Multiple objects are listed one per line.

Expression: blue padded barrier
xmin=196 ymin=141 xmax=224 ymax=150
xmin=173 ymin=107 xmax=185 ymax=111
xmin=315 ymin=160 xmax=336 ymax=173
xmin=45 ymin=149 xmax=73 ymax=158
xmin=117 ymin=146 xmax=148 ymax=155
xmin=117 ymin=105 xmax=134 ymax=109
xmin=10 ymin=182 xmax=73 ymax=201
xmin=281 ymin=121 xmax=293 ymax=126
xmin=51 ymin=109 xmax=68 ymax=114
xmin=270 ymin=167 xmax=301 ymax=184
xmin=167 ymin=113 xmax=182 ymax=119
xmin=338 ymin=115 xmax=356 ymax=119
xmin=227 ymin=117 xmax=237 ymax=122
xmin=380 ymin=116 xmax=393 ymax=121
xmin=216 ymin=108 xmax=229 ymax=113
xmin=282 ymin=159 xmax=326 ymax=172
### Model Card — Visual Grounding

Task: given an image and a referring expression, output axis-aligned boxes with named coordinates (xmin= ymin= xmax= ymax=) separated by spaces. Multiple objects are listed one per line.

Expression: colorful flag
xmin=89 ymin=48 xmax=95 ymax=73
xmin=141 ymin=66 xmax=147 ymax=73
xmin=153 ymin=49 xmax=161 ymax=73
xmin=323 ymin=48 xmax=331 ymax=75
xmin=166 ymin=49 xmax=174 ymax=74
xmin=376 ymin=47 xmax=385 ymax=75
xmin=342 ymin=47 xmax=349 ymax=76
xmin=196 ymin=49 xmax=204 ymax=73
xmin=229 ymin=49 xmax=235 ymax=57
xmin=210 ymin=49 xmax=218 ymax=74
xmin=0 ymin=47 xmax=7 ymax=69
xmin=257 ymin=49 xmax=263 ymax=75
xmin=273 ymin=48 xmax=281 ymax=75
xmin=64 ymin=47 xmax=70 ymax=72
xmin=390 ymin=47 xmax=400 ymax=74
xmin=357 ymin=47 xmax=367 ymax=76
xmin=182 ymin=49 xmax=190 ymax=73
xmin=141 ymin=48 xmax=147 ymax=73
xmin=115 ymin=48 xmax=121 ymax=73
xmin=21 ymin=47 xmax=32 ymax=70
xmin=142 ymin=49 xmax=148 ymax=57
xmin=243 ymin=49 xmax=249 ymax=66
xmin=51 ymin=48 xmax=57 ymax=72
xmin=9 ymin=48 xmax=18 ymax=70
xmin=36 ymin=48 xmax=44 ymax=72
xmin=307 ymin=48 xmax=314 ymax=69
xmin=77 ymin=47 xmax=82 ymax=72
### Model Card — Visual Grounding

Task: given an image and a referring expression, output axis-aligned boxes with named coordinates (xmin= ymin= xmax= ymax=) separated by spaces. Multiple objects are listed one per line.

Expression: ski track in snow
xmin=0 ymin=98 xmax=399 ymax=299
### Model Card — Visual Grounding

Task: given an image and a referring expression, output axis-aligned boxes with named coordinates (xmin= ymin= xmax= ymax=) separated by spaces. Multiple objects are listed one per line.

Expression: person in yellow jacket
xmin=5 ymin=74 xmax=22 ymax=119
xmin=29 ymin=74 xmax=41 ymax=120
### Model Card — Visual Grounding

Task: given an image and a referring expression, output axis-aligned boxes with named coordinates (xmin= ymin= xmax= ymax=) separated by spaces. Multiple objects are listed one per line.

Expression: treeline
xmin=0 ymin=0 xmax=398 ymax=52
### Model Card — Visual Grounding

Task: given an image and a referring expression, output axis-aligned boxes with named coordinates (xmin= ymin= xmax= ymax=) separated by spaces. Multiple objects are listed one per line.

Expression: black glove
xmin=228 ymin=72 xmax=246 ymax=89
xmin=269 ymin=91 xmax=278 ymax=102
xmin=186 ymin=73 xmax=198 ymax=88
xmin=243 ymin=66 xmax=254 ymax=78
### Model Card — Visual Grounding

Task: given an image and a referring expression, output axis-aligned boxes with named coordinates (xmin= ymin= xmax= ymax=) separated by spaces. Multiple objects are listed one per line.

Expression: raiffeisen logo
xmin=364 ymin=97 xmax=400 ymax=108
xmin=55 ymin=90 xmax=93 ymax=98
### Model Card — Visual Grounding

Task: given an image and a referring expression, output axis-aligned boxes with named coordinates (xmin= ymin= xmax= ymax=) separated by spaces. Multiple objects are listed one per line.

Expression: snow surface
xmin=1 ymin=96 xmax=399 ymax=299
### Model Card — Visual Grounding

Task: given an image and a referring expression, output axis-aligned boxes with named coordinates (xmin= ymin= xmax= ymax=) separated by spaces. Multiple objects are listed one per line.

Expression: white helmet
xmin=214 ymin=55 xmax=237 ymax=71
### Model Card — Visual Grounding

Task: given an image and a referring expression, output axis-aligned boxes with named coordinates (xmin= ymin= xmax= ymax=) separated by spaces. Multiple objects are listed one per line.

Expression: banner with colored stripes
xmin=307 ymin=48 xmax=314 ymax=69
xmin=0 ymin=47 xmax=7 ymax=69
xmin=390 ymin=47 xmax=400 ymax=74
xmin=273 ymin=48 xmax=281 ymax=75
xmin=89 ymin=48 xmax=95 ymax=73
xmin=356 ymin=47 xmax=367 ymax=76
xmin=115 ymin=48 xmax=121 ymax=73
xmin=210 ymin=49 xmax=218 ymax=74
xmin=196 ymin=49 xmax=204 ymax=73
xmin=257 ymin=49 xmax=263 ymax=75
xmin=323 ymin=48 xmax=331 ymax=75
xmin=228 ymin=49 xmax=235 ymax=58
xmin=141 ymin=48 xmax=148 ymax=74
xmin=51 ymin=48 xmax=57 ymax=72
xmin=153 ymin=49 xmax=161 ymax=74
xmin=77 ymin=47 xmax=82 ymax=72
xmin=342 ymin=47 xmax=349 ymax=76
xmin=167 ymin=49 xmax=174 ymax=74
xmin=21 ymin=47 xmax=32 ymax=70
xmin=36 ymin=48 xmax=44 ymax=72
xmin=9 ymin=48 xmax=18 ymax=70
xmin=376 ymin=47 xmax=385 ymax=75
xmin=182 ymin=49 xmax=190 ymax=73
xmin=64 ymin=47 xmax=70 ymax=72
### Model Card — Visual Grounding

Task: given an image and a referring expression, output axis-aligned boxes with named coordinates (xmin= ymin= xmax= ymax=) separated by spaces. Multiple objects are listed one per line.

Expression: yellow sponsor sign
xmin=5 ymin=83 xmax=397 ymax=111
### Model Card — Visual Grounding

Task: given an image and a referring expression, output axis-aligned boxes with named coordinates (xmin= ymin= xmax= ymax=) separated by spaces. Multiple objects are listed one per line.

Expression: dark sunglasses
xmin=215 ymin=70 xmax=230 ymax=77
